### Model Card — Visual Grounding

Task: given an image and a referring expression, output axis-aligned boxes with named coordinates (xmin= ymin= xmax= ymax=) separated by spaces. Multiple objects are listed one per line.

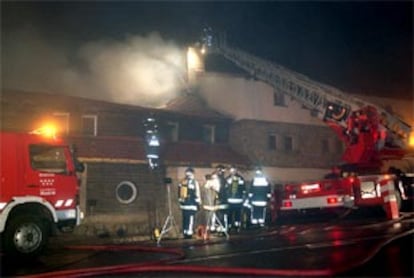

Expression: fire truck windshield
xmin=29 ymin=145 xmax=67 ymax=173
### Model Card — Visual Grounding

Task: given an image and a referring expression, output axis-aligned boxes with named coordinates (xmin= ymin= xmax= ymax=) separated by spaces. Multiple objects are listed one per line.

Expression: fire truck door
xmin=25 ymin=144 xmax=77 ymax=205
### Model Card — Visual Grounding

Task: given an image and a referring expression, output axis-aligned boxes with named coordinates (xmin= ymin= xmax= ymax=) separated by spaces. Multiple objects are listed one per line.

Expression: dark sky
xmin=2 ymin=1 xmax=413 ymax=101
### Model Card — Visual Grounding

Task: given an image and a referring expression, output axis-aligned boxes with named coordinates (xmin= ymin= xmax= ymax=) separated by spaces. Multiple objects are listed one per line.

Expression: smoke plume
xmin=2 ymin=27 xmax=188 ymax=107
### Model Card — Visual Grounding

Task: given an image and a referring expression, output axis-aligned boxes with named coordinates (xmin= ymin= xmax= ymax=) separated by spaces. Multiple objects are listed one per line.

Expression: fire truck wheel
xmin=3 ymin=215 xmax=49 ymax=258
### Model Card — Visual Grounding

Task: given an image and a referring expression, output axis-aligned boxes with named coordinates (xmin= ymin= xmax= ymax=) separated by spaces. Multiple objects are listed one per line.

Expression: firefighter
xmin=248 ymin=168 xmax=271 ymax=227
xmin=388 ymin=167 xmax=408 ymax=202
xmin=205 ymin=165 xmax=229 ymax=233
xmin=215 ymin=165 xmax=229 ymax=232
xmin=226 ymin=166 xmax=246 ymax=231
xmin=143 ymin=116 xmax=160 ymax=169
xmin=178 ymin=167 xmax=201 ymax=239
xmin=204 ymin=173 xmax=221 ymax=233
xmin=345 ymin=111 xmax=360 ymax=145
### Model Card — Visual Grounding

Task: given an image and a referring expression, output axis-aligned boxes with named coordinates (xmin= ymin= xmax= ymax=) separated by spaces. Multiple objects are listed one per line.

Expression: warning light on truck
xmin=30 ymin=123 xmax=58 ymax=138
xmin=409 ymin=131 xmax=414 ymax=147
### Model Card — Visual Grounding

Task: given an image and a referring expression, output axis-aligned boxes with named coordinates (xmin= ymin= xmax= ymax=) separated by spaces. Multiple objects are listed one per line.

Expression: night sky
xmin=2 ymin=1 xmax=413 ymax=102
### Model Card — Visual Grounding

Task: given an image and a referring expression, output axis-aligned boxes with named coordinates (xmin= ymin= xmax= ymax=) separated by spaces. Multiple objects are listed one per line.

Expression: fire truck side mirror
xmin=75 ymin=161 xmax=85 ymax=173
xmin=70 ymin=144 xmax=85 ymax=173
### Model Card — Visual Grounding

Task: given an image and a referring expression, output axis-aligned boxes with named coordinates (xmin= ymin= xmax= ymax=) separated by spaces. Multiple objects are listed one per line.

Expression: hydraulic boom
xmin=201 ymin=29 xmax=411 ymax=165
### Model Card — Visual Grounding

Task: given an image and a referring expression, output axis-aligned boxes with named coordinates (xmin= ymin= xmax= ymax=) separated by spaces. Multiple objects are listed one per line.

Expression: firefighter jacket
xmin=178 ymin=177 xmax=201 ymax=211
xmin=226 ymin=174 xmax=246 ymax=204
xmin=248 ymin=175 xmax=271 ymax=207
xmin=204 ymin=173 xmax=228 ymax=210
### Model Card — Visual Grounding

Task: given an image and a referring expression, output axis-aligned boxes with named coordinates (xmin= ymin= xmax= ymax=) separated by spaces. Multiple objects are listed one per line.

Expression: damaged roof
xmin=163 ymin=92 xmax=229 ymax=119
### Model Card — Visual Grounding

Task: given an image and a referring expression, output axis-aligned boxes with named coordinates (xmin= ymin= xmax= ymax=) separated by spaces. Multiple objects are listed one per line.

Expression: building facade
xmin=1 ymin=90 xmax=249 ymax=237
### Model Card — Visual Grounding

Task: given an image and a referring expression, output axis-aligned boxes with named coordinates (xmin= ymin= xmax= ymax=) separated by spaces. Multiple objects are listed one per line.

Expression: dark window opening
xmin=203 ymin=125 xmax=215 ymax=144
xmin=268 ymin=134 xmax=277 ymax=150
xmin=53 ymin=112 xmax=70 ymax=134
xmin=273 ymin=91 xmax=286 ymax=106
xmin=82 ymin=115 xmax=97 ymax=136
xmin=284 ymin=136 xmax=293 ymax=151
xmin=166 ymin=121 xmax=179 ymax=142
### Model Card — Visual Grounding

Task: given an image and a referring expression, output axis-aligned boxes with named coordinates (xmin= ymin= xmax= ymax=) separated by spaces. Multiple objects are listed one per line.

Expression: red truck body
xmin=0 ymin=131 xmax=81 ymax=257
xmin=280 ymin=175 xmax=393 ymax=209
xmin=271 ymin=173 xmax=401 ymax=222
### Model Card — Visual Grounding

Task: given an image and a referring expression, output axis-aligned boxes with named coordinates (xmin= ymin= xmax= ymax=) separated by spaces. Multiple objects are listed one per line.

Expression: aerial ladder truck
xmin=200 ymin=29 xmax=413 ymax=218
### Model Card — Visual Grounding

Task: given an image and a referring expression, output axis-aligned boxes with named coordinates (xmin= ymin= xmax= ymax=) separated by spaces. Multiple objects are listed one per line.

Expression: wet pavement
xmin=1 ymin=209 xmax=413 ymax=277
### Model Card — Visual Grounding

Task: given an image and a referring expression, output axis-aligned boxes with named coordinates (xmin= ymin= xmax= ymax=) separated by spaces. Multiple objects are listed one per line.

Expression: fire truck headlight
xmin=67 ymin=210 xmax=76 ymax=218
xmin=66 ymin=210 xmax=76 ymax=218
xmin=56 ymin=209 xmax=77 ymax=220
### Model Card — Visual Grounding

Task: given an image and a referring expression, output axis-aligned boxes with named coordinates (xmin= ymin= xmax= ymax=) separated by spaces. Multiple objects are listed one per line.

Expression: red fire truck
xmin=276 ymin=173 xmax=399 ymax=217
xmin=0 ymin=130 xmax=83 ymax=257
xmin=201 ymin=29 xmax=413 ymax=220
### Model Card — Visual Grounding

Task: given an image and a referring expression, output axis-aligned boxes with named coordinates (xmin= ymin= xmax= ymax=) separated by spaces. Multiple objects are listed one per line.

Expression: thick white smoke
xmin=2 ymin=27 xmax=188 ymax=107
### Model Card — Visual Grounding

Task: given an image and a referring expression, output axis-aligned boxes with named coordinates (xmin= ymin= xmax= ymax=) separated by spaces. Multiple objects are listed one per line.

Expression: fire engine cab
xmin=0 ymin=130 xmax=83 ymax=257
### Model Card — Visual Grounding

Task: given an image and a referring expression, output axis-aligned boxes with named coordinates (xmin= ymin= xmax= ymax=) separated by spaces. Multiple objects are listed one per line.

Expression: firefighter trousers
xmin=181 ymin=209 xmax=197 ymax=238
xmin=251 ymin=205 xmax=267 ymax=226
xmin=228 ymin=203 xmax=243 ymax=229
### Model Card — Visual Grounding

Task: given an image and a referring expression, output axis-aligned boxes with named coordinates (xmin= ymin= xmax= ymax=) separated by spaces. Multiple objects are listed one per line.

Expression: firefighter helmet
xmin=185 ymin=167 xmax=194 ymax=175
xmin=216 ymin=164 xmax=225 ymax=173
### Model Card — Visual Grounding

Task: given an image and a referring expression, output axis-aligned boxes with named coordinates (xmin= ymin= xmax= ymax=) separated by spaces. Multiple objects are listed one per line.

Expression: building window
xmin=53 ymin=112 xmax=70 ymax=135
xmin=284 ymin=136 xmax=294 ymax=151
xmin=82 ymin=115 xmax=98 ymax=136
xmin=273 ymin=90 xmax=286 ymax=106
xmin=203 ymin=124 xmax=215 ymax=144
xmin=115 ymin=181 xmax=138 ymax=204
xmin=268 ymin=134 xmax=277 ymax=150
xmin=166 ymin=121 xmax=179 ymax=142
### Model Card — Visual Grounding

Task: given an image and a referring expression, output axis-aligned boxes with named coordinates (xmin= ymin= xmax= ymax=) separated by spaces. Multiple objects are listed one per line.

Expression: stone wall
xmin=229 ymin=119 xmax=343 ymax=168
xmin=80 ymin=162 xmax=167 ymax=237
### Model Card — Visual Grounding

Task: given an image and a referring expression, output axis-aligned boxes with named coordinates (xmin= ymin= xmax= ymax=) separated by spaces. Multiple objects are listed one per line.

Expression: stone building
xmin=1 ymin=89 xmax=249 ymax=237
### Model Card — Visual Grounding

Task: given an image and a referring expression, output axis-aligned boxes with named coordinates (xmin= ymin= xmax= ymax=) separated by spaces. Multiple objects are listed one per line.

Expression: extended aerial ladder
xmin=201 ymin=29 xmax=411 ymax=167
